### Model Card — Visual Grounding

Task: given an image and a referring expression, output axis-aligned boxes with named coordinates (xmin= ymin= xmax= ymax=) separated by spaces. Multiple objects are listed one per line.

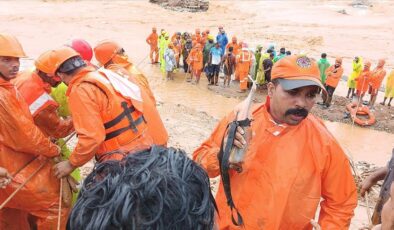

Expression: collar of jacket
xmin=66 ymin=66 xmax=96 ymax=96
xmin=0 ymin=76 xmax=14 ymax=89
xmin=253 ymin=96 xmax=302 ymax=137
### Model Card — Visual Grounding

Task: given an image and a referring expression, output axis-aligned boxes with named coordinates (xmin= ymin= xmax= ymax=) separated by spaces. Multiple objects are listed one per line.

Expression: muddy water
xmin=142 ymin=63 xmax=241 ymax=119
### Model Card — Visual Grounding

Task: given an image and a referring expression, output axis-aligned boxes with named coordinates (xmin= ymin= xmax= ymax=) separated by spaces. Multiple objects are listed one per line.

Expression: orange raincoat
xmin=0 ymin=78 xmax=67 ymax=229
xmin=236 ymin=49 xmax=253 ymax=90
xmin=370 ymin=67 xmax=386 ymax=91
xmin=13 ymin=70 xmax=74 ymax=138
xmin=325 ymin=65 xmax=344 ymax=88
xmin=356 ymin=69 xmax=372 ymax=94
xmin=193 ymin=101 xmax=357 ymax=229
xmin=187 ymin=48 xmax=203 ymax=76
xmin=146 ymin=31 xmax=159 ymax=63
xmin=66 ymin=66 xmax=155 ymax=167
xmin=226 ymin=42 xmax=241 ymax=56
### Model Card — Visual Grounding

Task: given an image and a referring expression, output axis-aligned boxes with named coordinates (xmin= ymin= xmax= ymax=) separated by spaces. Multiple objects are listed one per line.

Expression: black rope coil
xmin=67 ymin=146 xmax=217 ymax=230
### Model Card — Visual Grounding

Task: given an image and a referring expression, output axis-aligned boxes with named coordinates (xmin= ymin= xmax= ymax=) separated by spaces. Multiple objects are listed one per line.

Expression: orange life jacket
xmin=81 ymin=71 xmax=148 ymax=156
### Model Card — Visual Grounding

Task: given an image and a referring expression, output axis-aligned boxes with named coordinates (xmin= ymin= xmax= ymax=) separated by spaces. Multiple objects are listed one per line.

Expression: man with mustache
xmin=193 ymin=55 xmax=357 ymax=229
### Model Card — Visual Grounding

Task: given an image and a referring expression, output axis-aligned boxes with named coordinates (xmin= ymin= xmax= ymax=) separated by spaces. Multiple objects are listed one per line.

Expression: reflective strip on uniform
xmin=29 ymin=93 xmax=54 ymax=115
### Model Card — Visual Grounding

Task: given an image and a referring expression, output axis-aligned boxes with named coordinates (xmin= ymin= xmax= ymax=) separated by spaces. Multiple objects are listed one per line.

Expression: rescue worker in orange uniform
xmin=193 ymin=55 xmax=357 ymax=229
xmin=369 ymin=59 xmax=386 ymax=108
xmin=195 ymin=28 xmax=202 ymax=44
xmin=321 ymin=57 xmax=344 ymax=107
xmin=236 ymin=43 xmax=253 ymax=93
xmin=355 ymin=61 xmax=372 ymax=102
xmin=13 ymin=50 xmax=74 ymax=138
xmin=187 ymin=43 xmax=203 ymax=84
xmin=51 ymin=47 xmax=159 ymax=178
xmin=93 ymin=40 xmax=168 ymax=146
xmin=171 ymin=32 xmax=182 ymax=68
xmin=0 ymin=34 xmax=67 ymax=229
xmin=146 ymin=27 xmax=159 ymax=64
xmin=226 ymin=36 xmax=241 ymax=56
xmin=94 ymin=40 xmax=156 ymax=103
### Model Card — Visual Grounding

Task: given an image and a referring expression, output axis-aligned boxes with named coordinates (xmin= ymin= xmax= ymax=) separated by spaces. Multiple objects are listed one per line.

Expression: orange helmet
xmin=35 ymin=50 xmax=57 ymax=74
xmin=69 ymin=38 xmax=93 ymax=62
xmin=49 ymin=46 xmax=80 ymax=74
xmin=94 ymin=40 xmax=122 ymax=66
xmin=0 ymin=33 xmax=26 ymax=58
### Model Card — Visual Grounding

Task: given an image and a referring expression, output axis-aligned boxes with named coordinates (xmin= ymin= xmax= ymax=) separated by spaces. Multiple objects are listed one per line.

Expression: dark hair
xmin=321 ymin=53 xmax=327 ymax=58
xmin=36 ymin=70 xmax=50 ymax=79
xmin=271 ymin=78 xmax=280 ymax=86
xmin=57 ymin=56 xmax=86 ymax=75
xmin=267 ymin=49 xmax=273 ymax=54
xmin=286 ymin=51 xmax=291 ymax=55
xmin=67 ymin=146 xmax=216 ymax=230
xmin=280 ymin=47 xmax=285 ymax=54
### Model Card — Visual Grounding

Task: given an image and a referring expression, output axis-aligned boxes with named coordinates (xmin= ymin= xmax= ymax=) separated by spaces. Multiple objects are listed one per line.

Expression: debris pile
xmin=150 ymin=0 xmax=209 ymax=12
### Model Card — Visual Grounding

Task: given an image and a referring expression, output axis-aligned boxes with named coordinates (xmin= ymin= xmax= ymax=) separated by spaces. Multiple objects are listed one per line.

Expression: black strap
xmin=105 ymin=115 xmax=145 ymax=141
xmin=103 ymin=102 xmax=136 ymax=129
xmin=217 ymin=117 xmax=252 ymax=227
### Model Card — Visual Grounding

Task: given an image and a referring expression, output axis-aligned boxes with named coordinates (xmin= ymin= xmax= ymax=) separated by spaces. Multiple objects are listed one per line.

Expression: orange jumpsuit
xmin=325 ymin=65 xmax=344 ymax=88
xmin=146 ymin=32 xmax=159 ymax=63
xmin=226 ymin=42 xmax=241 ymax=56
xmin=187 ymin=49 xmax=203 ymax=77
xmin=236 ymin=49 xmax=252 ymax=90
xmin=0 ymin=78 xmax=67 ymax=230
xmin=106 ymin=64 xmax=168 ymax=146
xmin=369 ymin=67 xmax=386 ymax=95
xmin=356 ymin=70 xmax=372 ymax=95
xmin=13 ymin=70 xmax=74 ymax=138
xmin=193 ymin=102 xmax=357 ymax=229
xmin=66 ymin=66 xmax=155 ymax=167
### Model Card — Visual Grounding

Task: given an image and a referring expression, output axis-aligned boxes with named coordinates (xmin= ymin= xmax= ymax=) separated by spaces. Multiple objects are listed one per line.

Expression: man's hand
xmin=360 ymin=177 xmax=376 ymax=197
xmin=0 ymin=167 xmax=11 ymax=189
xmin=223 ymin=126 xmax=246 ymax=149
xmin=53 ymin=160 xmax=76 ymax=179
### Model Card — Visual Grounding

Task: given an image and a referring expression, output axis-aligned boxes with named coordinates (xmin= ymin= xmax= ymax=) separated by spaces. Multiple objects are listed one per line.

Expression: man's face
xmin=218 ymin=27 xmax=223 ymax=33
xmin=363 ymin=64 xmax=370 ymax=71
xmin=40 ymin=72 xmax=62 ymax=87
xmin=267 ymin=82 xmax=319 ymax=125
xmin=0 ymin=56 xmax=20 ymax=80
xmin=335 ymin=60 xmax=341 ymax=68
xmin=354 ymin=57 xmax=359 ymax=63
xmin=215 ymin=43 xmax=220 ymax=48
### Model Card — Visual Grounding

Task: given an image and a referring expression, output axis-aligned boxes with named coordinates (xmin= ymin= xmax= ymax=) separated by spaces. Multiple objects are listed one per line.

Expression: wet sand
xmin=1 ymin=0 xmax=394 ymax=228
